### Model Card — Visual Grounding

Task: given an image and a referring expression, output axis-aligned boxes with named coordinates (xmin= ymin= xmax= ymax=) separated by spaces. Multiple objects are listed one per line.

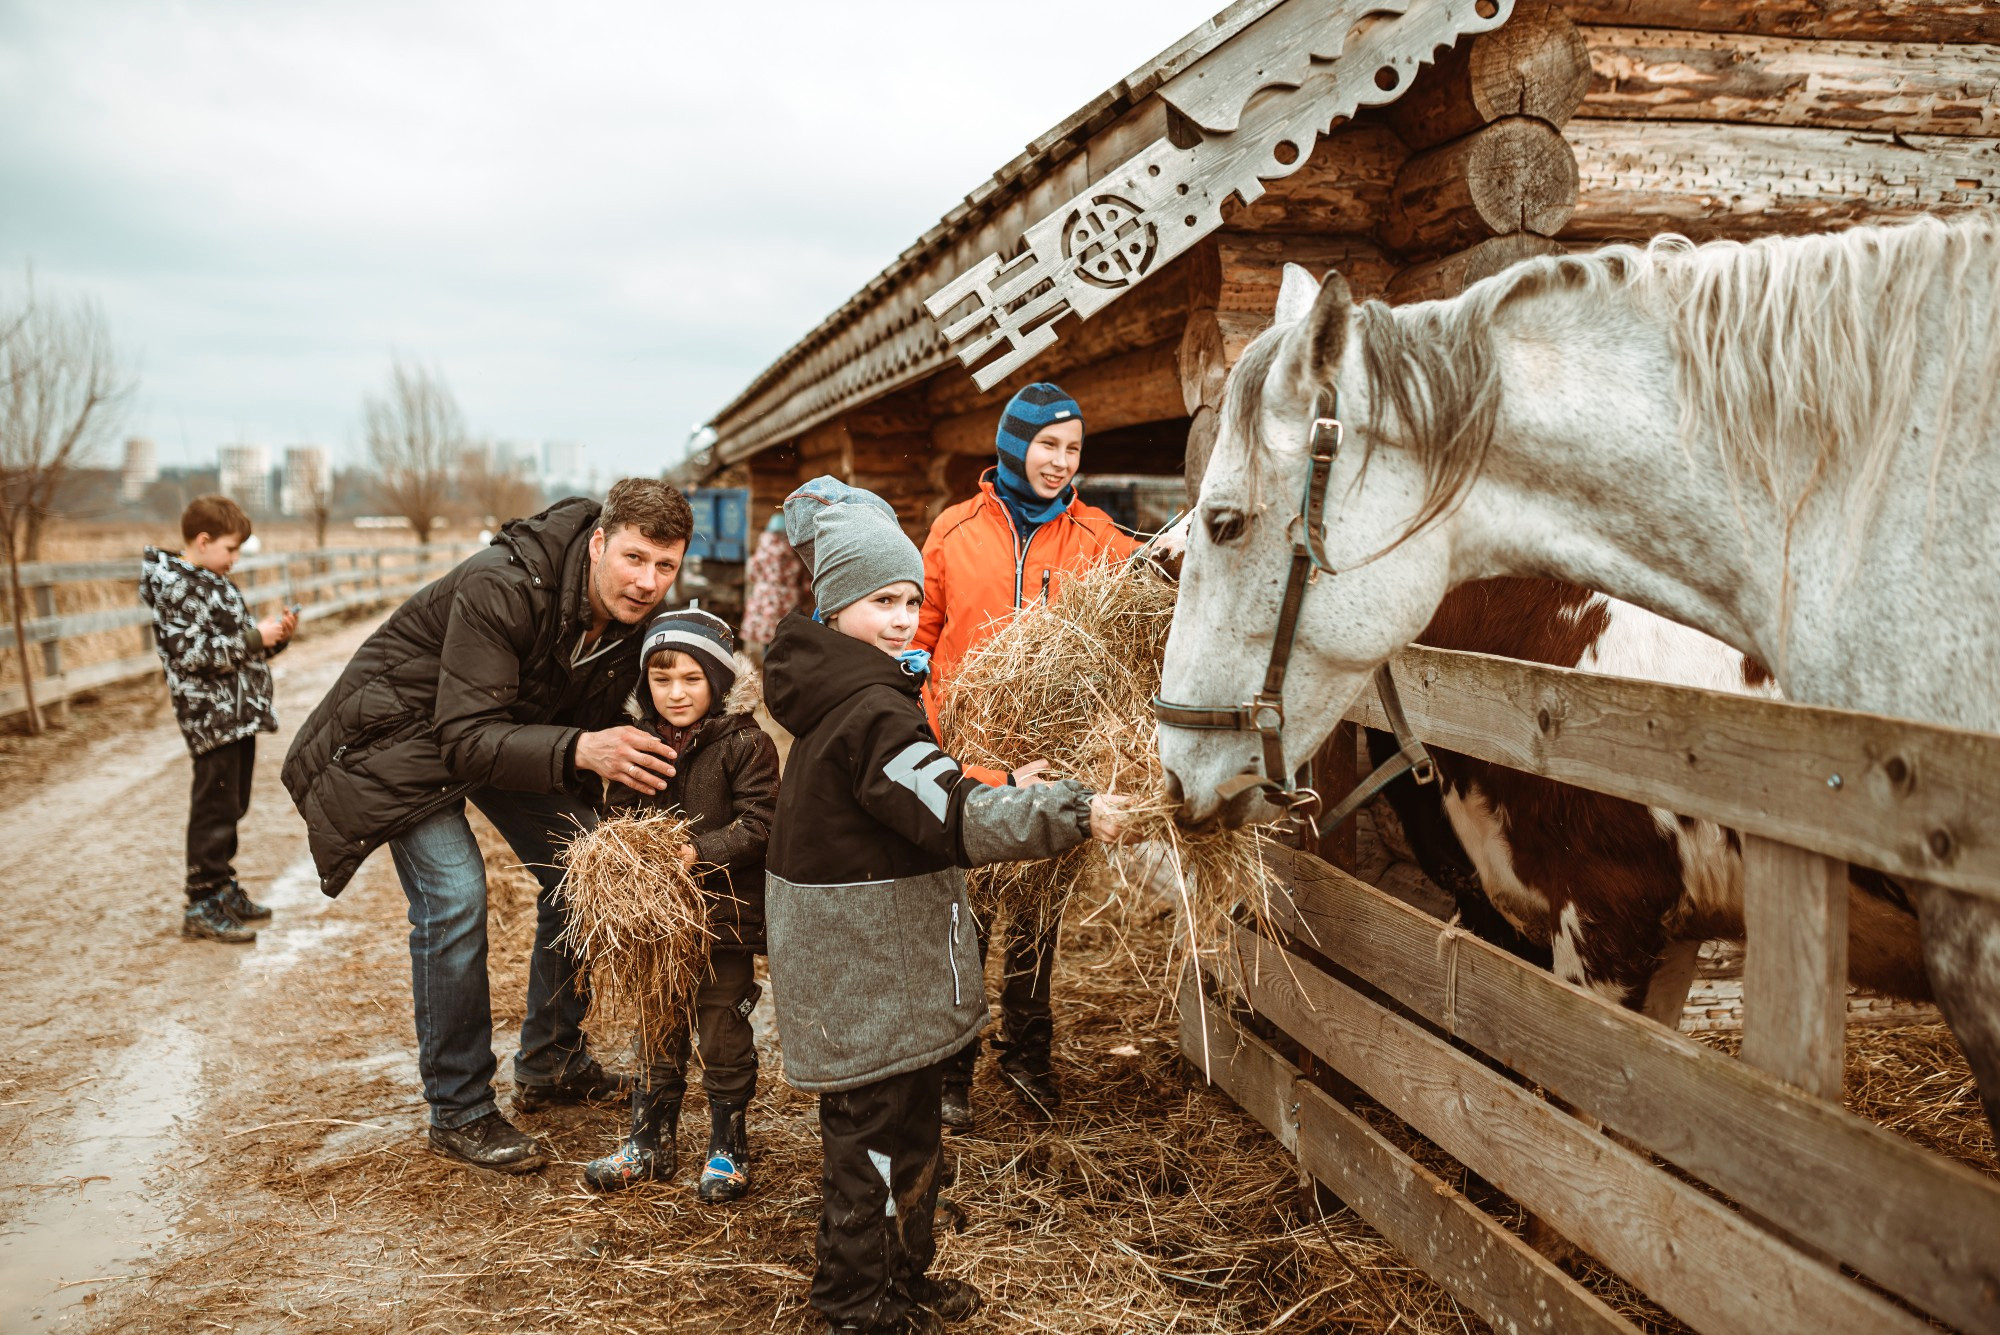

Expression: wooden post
xmin=1384 ymin=2 xmax=1590 ymax=152
xmin=1740 ymin=835 xmax=1848 ymax=1099
xmin=33 ymin=580 xmax=65 ymax=724
xmin=1382 ymin=116 xmax=1580 ymax=258
xmin=1311 ymin=722 xmax=1360 ymax=871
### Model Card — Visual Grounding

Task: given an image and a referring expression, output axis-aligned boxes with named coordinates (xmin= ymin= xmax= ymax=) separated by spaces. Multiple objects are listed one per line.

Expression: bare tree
xmin=300 ymin=455 xmax=334 ymax=549
xmin=0 ymin=279 xmax=129 ymax=733
xmin=458 ymin=441 xmax=542 ymax=528
xmin=365 ymin=360 xmax=461 ymax=546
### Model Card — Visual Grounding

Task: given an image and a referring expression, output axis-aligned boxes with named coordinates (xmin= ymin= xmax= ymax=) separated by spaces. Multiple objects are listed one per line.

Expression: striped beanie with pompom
xmin=641 ymin=606 xmax=737 ymax=714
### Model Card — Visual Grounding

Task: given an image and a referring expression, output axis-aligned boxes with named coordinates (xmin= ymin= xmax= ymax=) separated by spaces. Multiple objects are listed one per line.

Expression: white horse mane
xmin=1227 ymin=212 xmax=2000 ymax=548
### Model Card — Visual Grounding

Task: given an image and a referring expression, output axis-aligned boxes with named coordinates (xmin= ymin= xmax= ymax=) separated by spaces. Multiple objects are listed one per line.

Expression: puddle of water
xmin=0 ymin=1019 xmax=203 ymax=1327
xmin=244 ymin=856 xmax=359 ymax=977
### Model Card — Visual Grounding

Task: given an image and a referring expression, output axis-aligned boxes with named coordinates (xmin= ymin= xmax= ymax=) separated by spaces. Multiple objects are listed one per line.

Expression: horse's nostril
xmin=1164 ymin=771 xmax=1185 ymax=807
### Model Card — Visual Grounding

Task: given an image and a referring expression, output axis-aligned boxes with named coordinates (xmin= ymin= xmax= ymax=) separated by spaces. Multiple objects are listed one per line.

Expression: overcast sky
xmin=0 ymin=0 xmax=1217 ymax=479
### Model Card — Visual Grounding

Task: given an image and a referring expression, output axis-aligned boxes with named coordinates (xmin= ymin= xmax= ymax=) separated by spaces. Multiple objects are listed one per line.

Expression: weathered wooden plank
xmin=1180 ymin=973 xmax=1643 ymax=1335
xmin=1343 ymin=645 xmax=2000 ymax=898
xmin=1581 ymin=29 xmax=2000 ymax=137
xmin=1740 ymin=838 xmax=1850 ymax=1099
xmin=1563 ymin=119 xmax=2000 ymax=241
xmin=1232 ymin=922 xmax=1936 ymax=1335
xmin=1388 ymin=3 xmax=1593 ymax=150
xmin=1386 ymin=232 xmax=1564 ymax=303
xmin=931 ymin=340 xmax=1186 ymax=456
xmin=0 ymin=603 xmax=153 ymax=652
xmin=1259 ymin=841 xmax=2000 ymax=1334
xmin=1224 ymin=121 xmax=1408 ymax=233
xmin=1383 ymin=116 xmax=1581 ymax=258
xmin=1562 ymin=0 xmax=1999 ymax=45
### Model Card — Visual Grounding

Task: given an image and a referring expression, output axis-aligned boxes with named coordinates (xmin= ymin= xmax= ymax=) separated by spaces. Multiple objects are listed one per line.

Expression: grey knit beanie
xmin=783 ymin=476 xmax=924 ymax=616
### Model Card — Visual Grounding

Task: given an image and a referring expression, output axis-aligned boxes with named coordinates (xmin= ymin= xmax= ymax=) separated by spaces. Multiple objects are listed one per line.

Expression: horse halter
xmin=1152 ymin=391 xmax=1436 ymax=840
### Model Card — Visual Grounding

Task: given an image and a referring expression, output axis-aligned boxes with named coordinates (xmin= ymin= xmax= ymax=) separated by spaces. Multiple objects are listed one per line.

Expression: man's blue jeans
xmin=388 ymin=787 xmax=598 ymax=1129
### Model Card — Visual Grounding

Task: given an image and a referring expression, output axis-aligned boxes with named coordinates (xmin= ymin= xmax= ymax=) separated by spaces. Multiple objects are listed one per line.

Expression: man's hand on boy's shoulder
xmin=575 ymin=725 xmax=678 ymax=794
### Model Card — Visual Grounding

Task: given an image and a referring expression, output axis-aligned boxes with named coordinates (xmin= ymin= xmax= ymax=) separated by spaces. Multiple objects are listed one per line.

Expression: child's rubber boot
xmin=583 ymin=1085 xmax=678 ymax=1192
xmin=696 ymin=1100 xmax=750 ymax=1203
xmin=910 ymin=1275 xmax=983 ymax=1323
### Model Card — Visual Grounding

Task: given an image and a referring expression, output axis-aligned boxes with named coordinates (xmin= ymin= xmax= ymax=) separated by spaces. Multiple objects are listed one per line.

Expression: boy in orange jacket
xmin=913 ymin=383 xmax=1136 ymax=1127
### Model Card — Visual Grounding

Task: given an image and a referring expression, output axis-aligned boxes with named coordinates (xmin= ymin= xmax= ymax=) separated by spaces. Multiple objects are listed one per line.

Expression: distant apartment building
xmin=280 ymin=446 xmax=332 ymax=516
xmin=118 ymin=437 xmax=159 ymax=503
xmin=217 ymin=444 xmax=271 ymax=510
xmin=493 ymin=440 xmax=540 ymax=482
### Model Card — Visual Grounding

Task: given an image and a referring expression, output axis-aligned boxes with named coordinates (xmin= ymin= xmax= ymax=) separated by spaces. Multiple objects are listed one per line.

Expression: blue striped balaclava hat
xmin=993 ymin=382 xmax=1084 ymax=534
xmin=641 ymin=606 xmax=737 ymax=715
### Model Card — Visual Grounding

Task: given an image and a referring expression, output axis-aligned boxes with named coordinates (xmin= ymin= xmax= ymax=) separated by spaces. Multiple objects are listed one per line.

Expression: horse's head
xmin=1159 ymin=264 xmax=1455 ymax=831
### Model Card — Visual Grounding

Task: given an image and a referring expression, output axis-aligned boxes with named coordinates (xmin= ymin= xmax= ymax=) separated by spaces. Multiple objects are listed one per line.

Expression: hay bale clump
xmin=938 ymin=554 xmax=1279 ymax=972
xmin=556 ymin=810 xmax=713 ymax=1055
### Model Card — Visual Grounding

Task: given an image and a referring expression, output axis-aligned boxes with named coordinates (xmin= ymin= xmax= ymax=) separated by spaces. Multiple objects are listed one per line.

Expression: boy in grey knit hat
xmin=762 ymin=477 xmax=1130 ymax=1333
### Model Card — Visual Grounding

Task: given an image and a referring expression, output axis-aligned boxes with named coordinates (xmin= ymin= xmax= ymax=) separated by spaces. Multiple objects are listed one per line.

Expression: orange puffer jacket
xmin=916 ymin=472 xmax=1138 ymax=781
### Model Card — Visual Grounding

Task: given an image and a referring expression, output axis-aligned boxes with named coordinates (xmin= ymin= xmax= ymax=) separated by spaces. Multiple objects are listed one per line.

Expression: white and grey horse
xmin=1157 ymin=213 xmax=2000 ymax=1135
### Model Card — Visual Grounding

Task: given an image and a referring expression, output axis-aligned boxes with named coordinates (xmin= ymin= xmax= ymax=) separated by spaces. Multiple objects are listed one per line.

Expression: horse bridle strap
xmin=1152 ymin=396 xmax=1435 ymax=834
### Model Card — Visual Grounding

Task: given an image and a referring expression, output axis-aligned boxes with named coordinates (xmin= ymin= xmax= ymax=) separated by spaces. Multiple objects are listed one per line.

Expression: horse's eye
xmin=1205 ymin=506 xmax=1248 ymax=545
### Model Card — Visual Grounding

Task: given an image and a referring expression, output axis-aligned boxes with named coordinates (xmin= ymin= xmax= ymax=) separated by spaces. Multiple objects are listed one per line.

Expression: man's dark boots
xmin=429 ymin=1111 xmax=546 ymax=1174
xmin=696 ymin=1100 xmax=750 ymax=1203
xmin=183 ymin=894 xmax=256 ymax=943
xmin=996 ymin=1020 xmax=1061 ymax=1115
xmin=583 ymin=1085 xmax=679 ymax=1191
xmin=515 ymin=1056 xmax=629 ymax=1112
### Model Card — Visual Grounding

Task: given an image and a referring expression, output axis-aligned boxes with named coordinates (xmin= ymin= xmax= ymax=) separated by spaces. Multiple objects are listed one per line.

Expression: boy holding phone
xmin=140 ymin=495 xmax=298 ymax=942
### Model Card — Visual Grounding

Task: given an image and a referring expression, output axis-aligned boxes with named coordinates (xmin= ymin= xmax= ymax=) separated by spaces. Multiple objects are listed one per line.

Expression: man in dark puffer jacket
xmin=283 ymin=479 xmax=693 ymax=1173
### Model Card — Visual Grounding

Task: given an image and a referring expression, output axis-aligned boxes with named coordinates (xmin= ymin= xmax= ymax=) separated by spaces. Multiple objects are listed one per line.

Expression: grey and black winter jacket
xmin=762 ymin=612 xmax=1094 ymax=1093
xmin=283 ymin=499 xmax=644 ymax=896
xmin=605 ymin=662 xmax=779 ymax=951
xmin=140 ymin=547 xmax=286 ymax=757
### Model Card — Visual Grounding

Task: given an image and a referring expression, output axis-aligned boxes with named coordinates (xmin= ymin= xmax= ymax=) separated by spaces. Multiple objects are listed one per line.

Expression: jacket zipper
xmin=1011 ymin=523 xmax=1028 ymax=610
xmin=948 ymin=902 xmax=963 ymax=1005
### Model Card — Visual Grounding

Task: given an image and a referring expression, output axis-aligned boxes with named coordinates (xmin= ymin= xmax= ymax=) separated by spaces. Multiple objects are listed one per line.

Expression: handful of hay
xmin=556 ymin=810 xmax=713 ymax=1056
xmin=938 ymin=554 xmax=1276 ymax=954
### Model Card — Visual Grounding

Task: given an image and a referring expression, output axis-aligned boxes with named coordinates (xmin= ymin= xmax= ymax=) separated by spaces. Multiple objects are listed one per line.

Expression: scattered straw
xmin=557 ymin=810 xmax=712 ymax=1056
xmin=939 ymin=553 xmax=1278 ymax=980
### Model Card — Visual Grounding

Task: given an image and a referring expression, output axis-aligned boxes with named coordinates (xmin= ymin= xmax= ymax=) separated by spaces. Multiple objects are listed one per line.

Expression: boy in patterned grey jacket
xmin=140 ymin=494 xmax=296 ymax=942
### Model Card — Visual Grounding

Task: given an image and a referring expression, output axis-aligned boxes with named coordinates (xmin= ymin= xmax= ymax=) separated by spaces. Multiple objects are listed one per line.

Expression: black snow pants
xmin=942 ymin=909 xmax=1057 ymax=1083
xmin=811 ymin=1060 xmax=945 ymax=1327
xmin=186 ymin=735 xmax=256 ymax=901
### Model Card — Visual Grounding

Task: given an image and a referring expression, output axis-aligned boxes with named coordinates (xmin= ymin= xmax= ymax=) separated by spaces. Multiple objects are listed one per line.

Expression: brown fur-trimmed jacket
xmin=603 ymin=660 xmax=779 ymax=952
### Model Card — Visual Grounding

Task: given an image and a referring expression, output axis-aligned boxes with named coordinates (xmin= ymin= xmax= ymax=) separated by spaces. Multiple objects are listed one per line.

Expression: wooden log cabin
xmin=694 ymin=0 xmax=1999 ymax=536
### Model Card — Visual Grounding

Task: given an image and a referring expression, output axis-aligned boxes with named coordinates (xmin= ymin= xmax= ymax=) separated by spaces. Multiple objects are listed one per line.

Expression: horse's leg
xmin=1638 ymin=939 xmax=1703 ymax=1030
xmin=1912 ymin=882 xmax=2000 ymax=1143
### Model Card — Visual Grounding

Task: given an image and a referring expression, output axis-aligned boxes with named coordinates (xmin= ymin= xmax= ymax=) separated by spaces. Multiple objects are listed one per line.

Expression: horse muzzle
xmin=1166 ymin=767 xmax=1275 ymax=834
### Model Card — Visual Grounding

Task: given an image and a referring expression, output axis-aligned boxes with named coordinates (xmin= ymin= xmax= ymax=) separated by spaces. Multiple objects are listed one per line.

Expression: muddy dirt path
xmin=0 ymin=615 xmax=402 ymax=1327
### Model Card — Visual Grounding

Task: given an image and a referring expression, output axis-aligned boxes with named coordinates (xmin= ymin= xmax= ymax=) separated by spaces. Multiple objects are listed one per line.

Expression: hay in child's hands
xmin=556 ymin=810 xmax=712 ymax=1055
xmin=938 ymin=555 xmax=1277 ymax=968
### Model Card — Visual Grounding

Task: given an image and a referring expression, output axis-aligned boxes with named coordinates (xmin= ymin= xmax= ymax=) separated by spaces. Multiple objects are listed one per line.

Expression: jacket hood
xmin=623 ymin=652 xmax=763 ymax=727
xmin=763 ymin=612 xmax=924 ymax=738
xmin=140 ymin=546 xmax=218 ymax=608
xmin=493 ymin=496 xmax=600 ymax=629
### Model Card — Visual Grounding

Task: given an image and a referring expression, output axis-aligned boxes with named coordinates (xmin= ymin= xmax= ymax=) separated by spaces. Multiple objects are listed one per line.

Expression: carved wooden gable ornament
xmin=924 ymin=0 xmax=1514 ymax=390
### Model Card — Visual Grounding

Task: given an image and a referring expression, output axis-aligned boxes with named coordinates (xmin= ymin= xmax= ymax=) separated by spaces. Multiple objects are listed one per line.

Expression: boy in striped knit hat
xmin=582 ymin=606 xmax=780 ymax=1204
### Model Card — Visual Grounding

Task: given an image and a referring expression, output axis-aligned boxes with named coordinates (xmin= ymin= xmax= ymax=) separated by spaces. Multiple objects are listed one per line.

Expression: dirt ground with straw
xmin=0 ymin=608 xmax=1992 ymax=1334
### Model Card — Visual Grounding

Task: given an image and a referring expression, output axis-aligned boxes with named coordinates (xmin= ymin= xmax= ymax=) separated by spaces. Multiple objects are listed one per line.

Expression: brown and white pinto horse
xmin=1375 ymin=577 xmax=1929 ymax=1025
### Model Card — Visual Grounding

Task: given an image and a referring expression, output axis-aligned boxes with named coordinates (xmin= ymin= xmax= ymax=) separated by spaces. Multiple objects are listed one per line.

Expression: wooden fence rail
xmin=1 ymin=545 xmax=470 ymax=721
xmin=1181 ymin=645 xmax=2000 ymax=1334
xmin=1343 ymin=645 xmax=2000 ymax=900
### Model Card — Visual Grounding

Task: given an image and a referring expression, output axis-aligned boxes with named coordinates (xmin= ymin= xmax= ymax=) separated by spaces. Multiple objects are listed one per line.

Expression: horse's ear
xmin=1305 ymin=270 xmax=1354 ymax=380
xmin=1273 ymin=263 xmax=1320 ymax=325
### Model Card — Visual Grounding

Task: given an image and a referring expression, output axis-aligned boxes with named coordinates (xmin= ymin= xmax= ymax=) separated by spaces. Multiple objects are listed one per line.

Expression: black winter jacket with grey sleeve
xmin=761 ymin=612 xmax=1093 ymax=1092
